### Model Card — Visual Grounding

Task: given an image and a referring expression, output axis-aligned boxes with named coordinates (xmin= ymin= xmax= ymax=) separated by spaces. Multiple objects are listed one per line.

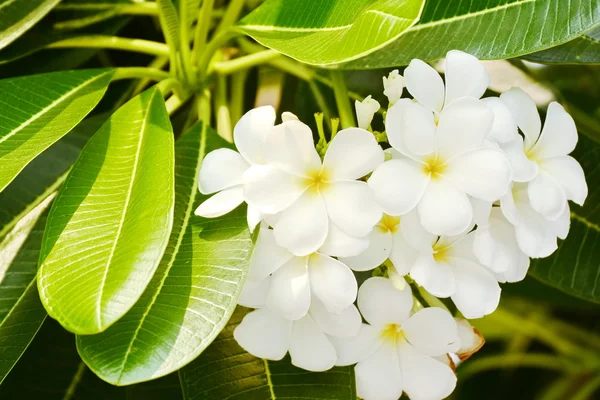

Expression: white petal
xmin=198 ymin=149 xmax=250 ymax=194
xmin=528 ymin=171 xmax=567 ymax=220
xmin=500 ymin=88 xmax=540 ymax=149
xmin=455 ymin=318 xmax=485 ymax=360
xmin=238 ymin=277 xmax=270 ymax=308
xmin=356 ymin=342 xmax=404 ymax=400
xmin=330 ymin=324 xmax=381 ymax=367
xmin=322 ymin=181 xmax=382 ymax=238
xmin=444 ymin=147 xmax=512 ymax=201
xmin=533 ymin=102 xmax=578 ymax=158
xmin=289 ymin=315 xmax=337 ymax=372
xmin=319 ymin=222 xmax=370 ymax=258
xmin=246 ymin=205 xmax=262 ymax=233
xmin=281 ymin=111 xmax=298 ymax=122
xmin=266 ymin=257 xmax=310 ymax=320
xmin=341 ymin=228 xmax=392 ymax=272
xmin=500 ymin=136 xmax=539 ymax=182
xmin=194 ymin=186 xmax=244 ymax=218
xmin=553 ymin=203 xmax=571 ymax=240
xmin=482 ymin=97 xmax=518 ymax=144
xmin=401 ymin=307 xmax=459 ymax=356
xmin=500 ymin=185 xmax=522 ymax=225
xmin=444 ymin=50 xmax=489 ymax=106
xmin=400 ymin=209 xmax=438 ymax=252
xmin=540 ymin=156 xmax=588 ymax=205
xmin=436 ymin=97 xmax=494 ymax=159
xmin=243 ymin=165 xmax=307 ymax=214
xmin=472 ymin=198 xmax=492 ymax=227
xmin=514 ymin=204 xmax=559 ymax=258
xmin=233 ymin=308 xmax=291 ymax=360
xmin=450 ymin=258 xmax=501 ymax=319
xmin=398 ymin=341 xmax=457 ymax=400
xmin=383 ymin=69 xmax=404 ymax=106
xmin=248 ymin=228 xmax=294 ymax=281
xmin=473 ymin=228 xmax=499 ymax=273
xmin=410 ymin=254 xmax=456 ymax=298
xmin=368 ymin=158 xmax=430 ymax=216
xmin=308 ymin=253 xmax=357 ymax=314
xmin=310 ymin=297 xmax=362 ymax=338
xmin=265 ymin=119 xmax=321 ymax=176
xmin=405 ymin=59 xmax=445 ymax=114
xmin=355 ymin=96 xmax=381 ymax=129
xmin=322 ymin=127 xmax=384 ymax=180
xmin=387 ymin=100 xmax=437 ymax=156
xmin=233 ymin=106 xmax=276 ymax=165
xmin=417 ymin=178 xmax=473 ymax=236
xmin=273 ymin=191 xmax=329 ymax=256
xmin=389 ymin=230 xmax=420 ymax=276
xmin=358 ymin=277 xmax=413 ymax=327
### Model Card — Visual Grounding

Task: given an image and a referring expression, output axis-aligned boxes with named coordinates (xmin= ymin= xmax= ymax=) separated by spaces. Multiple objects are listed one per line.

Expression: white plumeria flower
xmin=244 ymin=121 xmax=384 ymax=256
xmin=472 ymin=200 xmax=530 ymax=283
xmin=244 ymin=227 xmax=358 ymax=320
xmin=234 ymin=291 xmax=362 ymax=372
xmin=330 ymin=278 xmax=459 ymax=400
xmin=340 ymin=210 xmax=426 ymax=275
xmin=383 ymin=69 xmax=404 ymax=106
xmin=355 ymin=95 xmax=381 ymax=129
xmin=405 ymin=50 xmax=490 ymax=118
xmin=501 ymin=183 xmax=570 ymax=258
xmin=195 ymin=106 xmax=276 ymax=231
xmin=500 ymin=88 xmax=588 ymax=219
xmin=368 ymin=95 xmax=512 ymax=236
xmin=408 ymin=229 xmax=501 ymax=319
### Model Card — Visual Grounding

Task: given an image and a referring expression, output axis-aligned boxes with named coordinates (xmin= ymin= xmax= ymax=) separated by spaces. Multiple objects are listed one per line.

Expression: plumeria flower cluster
xmin=195 ymin=50 xmax=587 ymax=400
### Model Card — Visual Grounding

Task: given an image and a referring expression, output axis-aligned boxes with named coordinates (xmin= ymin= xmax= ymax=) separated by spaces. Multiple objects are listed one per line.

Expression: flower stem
xmin=56 ymin=3 xmax=158 ymax=14
xmin=330 ymin=70 xmax=356 ymax=129
xmin=192 ymin=0 xmax=216 ymax=65
xmin=198 ymin=29 xmax=242 ymax=77
xmin=165 ymin=95 xmax=186 ymax=115
xmin=112 ymin=67 xmax=171 ymax=82
xmin=308 ymin=80 xmax=331 ymax=130
xmin=178 ymin=0 xmax=194 ymax=85
xmin=213 ymin=50 xmax=280 ymax=75
xmin=215 ymin=0 xmax=246 ymax=34
xmin=230 ymin=68 xmax=249 ymax=124
xmin=47 ymin=36 xmax=170 ymax=57
xmin=215 ymin=74 xmax=233 ymax=142
xmin=572 ymin=374 xmax=600 ymax=400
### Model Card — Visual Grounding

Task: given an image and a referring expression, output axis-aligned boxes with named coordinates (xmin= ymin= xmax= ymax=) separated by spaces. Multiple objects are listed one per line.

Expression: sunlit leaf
xmin=238 ymin=0 xmax=425 ymax=65
xmin=38 ymin=87 xmax=175 ymax=335
xmin=77 ymin=123 xmax=254 ymax=385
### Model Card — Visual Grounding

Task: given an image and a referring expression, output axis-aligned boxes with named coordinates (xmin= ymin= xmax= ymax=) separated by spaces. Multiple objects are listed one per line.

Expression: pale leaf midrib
xmin=95 ymin=90 xmax=155 ymax=330
xmin=115 ymin=125 xmax=205 ymax=383
xmin=263 ymin=359 xmax=276 ymax=400
xmin=571 ymin=212 xmax=600 ymax=232
xmin=0 ymin=71 xmax=110 ymax=147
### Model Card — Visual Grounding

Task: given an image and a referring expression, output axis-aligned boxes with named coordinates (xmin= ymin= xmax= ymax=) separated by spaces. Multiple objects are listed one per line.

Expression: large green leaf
xmin=238 ymin=0 xmax=425 ymax=65
xmin=0 ymin=0 xmax=61 ymax=50
xmin=179 ymin=307 xmax=357 ymax=399
xmin=340 ymin=0 xmax=600 ymax=68
xmin=38 ymin=87 xmax=175 ymax=335
xmin=0 ymin=69 xmax=114 ymax=192
xmin=529 ymin=134 xmax=600 ymax=303
xmin=524 ymin=27 xmax=600 ymax=64
xmin=77 ymin=123 xmax=254 ymax=385
xmin=0 ymin=319 xmax=183 ymax=399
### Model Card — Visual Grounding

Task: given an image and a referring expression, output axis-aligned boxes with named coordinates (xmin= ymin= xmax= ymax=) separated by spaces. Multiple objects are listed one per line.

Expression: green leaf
xmin=179 ymin=307 xmax=357 ymax=400
xmin=340 ymin=0 xmax=600 ymax=68
xmin=77 ymin=123 xmax=254 ymax=385
xmin=38 ymin=87 xmax=175 ymax=335
xmin=0 ymin=0 xmax=61 ymax=50
xmin=524 ymin=27 xmax=600 ymax=64
xmin=529 ymin=134 xmax=600 ymax=303
xmin=238 ymin=0 xmax=425 ymax=66
xmin=0 ymin=69 xmax=114 ymax=192
xmin=157 ymin=0 xmax=181 ymax=52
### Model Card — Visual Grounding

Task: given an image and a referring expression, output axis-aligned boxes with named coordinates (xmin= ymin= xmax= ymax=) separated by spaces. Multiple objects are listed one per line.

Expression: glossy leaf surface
xmin=525 ymin=27 xmax=600 ymax=64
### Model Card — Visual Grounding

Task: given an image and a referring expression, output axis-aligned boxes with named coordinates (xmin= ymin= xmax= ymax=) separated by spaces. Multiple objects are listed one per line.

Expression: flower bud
xmin=355 ymin=95 xmax=380 ymax=129
xmin=383 ymin=69 xmax=404 ymax=105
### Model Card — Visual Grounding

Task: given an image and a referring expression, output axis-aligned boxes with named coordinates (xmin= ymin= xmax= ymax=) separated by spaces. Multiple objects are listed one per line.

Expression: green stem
xmin=215 ymin=0 xmax=246 ymax=34
xmin=330 ymin=70 xmax=356 ymax=129
xmin=112 ymin=67 xmax=170 ymax=82
xmin=215 ymin=75 xmax=233 ymax=142
xmin=156 ymin=0 xmax=180 ymax=77
xmin=308 ymin=80 xmax=331 ymax=130
xmin=192 ymin=0 xmax=216 ymax=65
xmin=179 ymin=0 xmax=194 ymax=85
xmin=62 ymin=361 xmax=87 ymax=400
xmin=165 ymin=95 xmax=186 ymax=115
xmin=417 ymin=286 xmax=451 ymax=313
xmin=230 ymin=68 xmax=249 ymax=124
xmin=458 ymin=353 xmax=577 ymax=381
xmin=47 ymin=36 xmax=170 ymax=57
xmin=157 ymin=78 xmax=187 ymax=99
xmin=572 ymin=374 xmax=600 ymax=400
xmin=132 ymin=56 xmax=171 ymax=96
xmin=197 ymin=90 xmax=212 ymax=125
xmin=213 ymin=50 xmax=280 ymax=75
xmin=56 ymin=3 xmax=158 ymax=14
xmin=198 ymin=30 xmax=242 ymax=77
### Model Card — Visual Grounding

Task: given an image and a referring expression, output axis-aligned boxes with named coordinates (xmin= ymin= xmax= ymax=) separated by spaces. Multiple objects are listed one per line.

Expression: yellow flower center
xmin=432 ymin=240 xmax=451 ymax=263
xmin=377 ymin=214 xmax=401 ymax=234
xmin=380 ymin=323 xmax=406 ymax=343
xmin=304 ymin=168 xmax=330 ymax=194
xmin=422 ymin=155 xmax=446 ymax=179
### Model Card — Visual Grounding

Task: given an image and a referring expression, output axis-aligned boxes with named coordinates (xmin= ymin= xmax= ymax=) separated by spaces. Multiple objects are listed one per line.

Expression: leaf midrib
xmin=115 ymin=124 xmax=206 ymax=383
xmin=0 ymin=71 xmax=110 ymax=148
xmin=96 ymin=90 xmax=155 ymax=330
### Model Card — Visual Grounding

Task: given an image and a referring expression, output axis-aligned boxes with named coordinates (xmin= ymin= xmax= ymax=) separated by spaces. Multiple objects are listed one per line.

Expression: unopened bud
xmin=355 ymin=95 xmax=380 ymax=129
xmin=383 ymin=69 xmax=405 ymax=106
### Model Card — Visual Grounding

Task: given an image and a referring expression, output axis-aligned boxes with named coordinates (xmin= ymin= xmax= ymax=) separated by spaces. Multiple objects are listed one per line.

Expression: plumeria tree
xmin=0 ymin=0 xmax=600 ymax=399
